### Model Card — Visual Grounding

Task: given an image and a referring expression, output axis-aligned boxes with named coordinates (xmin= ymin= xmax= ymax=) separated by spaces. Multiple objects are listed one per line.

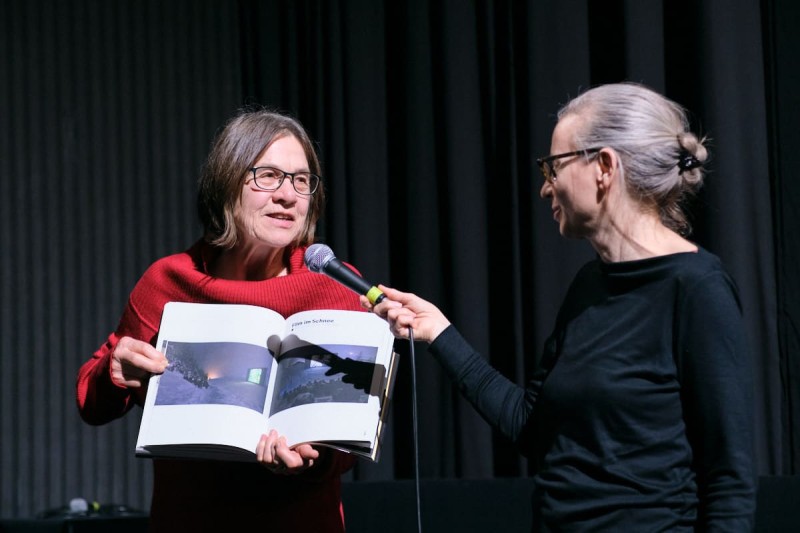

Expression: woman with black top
xmin=365 ymin=83 xmax=755 ymax=531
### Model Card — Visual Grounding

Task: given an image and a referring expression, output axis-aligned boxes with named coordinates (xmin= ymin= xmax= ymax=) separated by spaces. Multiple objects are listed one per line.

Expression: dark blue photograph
xmin=269 ymin=344 xmax=378 ymax=416
xmin=155 ymin=340 xmax=273 ymax=413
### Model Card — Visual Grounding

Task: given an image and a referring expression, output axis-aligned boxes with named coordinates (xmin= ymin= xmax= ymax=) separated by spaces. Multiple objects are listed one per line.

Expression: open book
xmin=135 ymin=302 xmax=398 ymax=462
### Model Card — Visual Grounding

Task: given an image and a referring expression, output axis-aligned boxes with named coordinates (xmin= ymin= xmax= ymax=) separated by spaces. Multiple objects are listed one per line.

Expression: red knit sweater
xmin=77 ymin=240 xmax=363 ymax=532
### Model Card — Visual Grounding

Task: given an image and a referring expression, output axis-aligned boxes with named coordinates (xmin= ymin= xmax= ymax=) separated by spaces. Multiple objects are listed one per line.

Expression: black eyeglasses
xmin=536 ymin=148 xmax=602 ymax=183
xmin=247 ymin=167 xmax=320 ymax=195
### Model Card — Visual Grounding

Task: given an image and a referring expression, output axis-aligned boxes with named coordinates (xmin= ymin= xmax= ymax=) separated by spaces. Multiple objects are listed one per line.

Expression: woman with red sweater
xmin=76 ymin=109 xmax=361 ymax=531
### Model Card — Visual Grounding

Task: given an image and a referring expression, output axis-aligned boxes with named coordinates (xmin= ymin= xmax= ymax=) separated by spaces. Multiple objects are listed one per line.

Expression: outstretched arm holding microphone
xmin=361 ymin=283 xmax=533 ymax=452
xmin=360 ymin=286 xmax=450 ymax=343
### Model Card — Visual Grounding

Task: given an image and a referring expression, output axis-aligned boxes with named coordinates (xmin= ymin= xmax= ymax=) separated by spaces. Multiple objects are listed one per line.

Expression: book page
xmin=267 ymin=310 xmax=395 ymax=447
xmin=136 ymin=302 xmax=285 ymax=454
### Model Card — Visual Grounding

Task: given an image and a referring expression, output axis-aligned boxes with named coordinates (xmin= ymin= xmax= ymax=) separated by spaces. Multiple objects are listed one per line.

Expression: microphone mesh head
xmin=304 ymin=243 xmax=334 ymax=273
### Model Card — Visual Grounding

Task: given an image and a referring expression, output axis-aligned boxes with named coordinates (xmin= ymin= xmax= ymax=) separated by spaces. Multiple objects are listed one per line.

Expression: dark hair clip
xmin=677 ymin=149 xmax=702 ymax=173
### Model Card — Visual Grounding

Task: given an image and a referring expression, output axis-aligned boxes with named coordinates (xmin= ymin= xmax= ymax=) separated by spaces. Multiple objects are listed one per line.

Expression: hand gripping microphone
xmin=304 ymin=244 xmax=386 ymax=305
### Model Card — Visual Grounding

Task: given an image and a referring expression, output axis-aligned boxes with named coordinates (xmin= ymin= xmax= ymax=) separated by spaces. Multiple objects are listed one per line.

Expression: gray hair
xmin=558 ymin=82 xmax=707 ymax=235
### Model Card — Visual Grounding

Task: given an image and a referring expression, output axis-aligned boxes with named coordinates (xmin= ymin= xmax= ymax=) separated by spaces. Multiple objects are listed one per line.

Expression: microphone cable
xmin=408 ymin=327 xmax=422 ymax=533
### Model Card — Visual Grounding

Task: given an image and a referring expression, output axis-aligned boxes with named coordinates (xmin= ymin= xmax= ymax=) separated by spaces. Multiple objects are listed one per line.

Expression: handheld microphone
xmin=304 ymin=244 xmax=386 ymax=305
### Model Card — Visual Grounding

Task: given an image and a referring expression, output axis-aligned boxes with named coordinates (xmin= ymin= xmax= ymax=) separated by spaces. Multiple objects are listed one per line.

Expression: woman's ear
xmin=595 ymin=149 xmax=618 ymax=196
xmin=597 ymin=149 xmax=616 ymax=177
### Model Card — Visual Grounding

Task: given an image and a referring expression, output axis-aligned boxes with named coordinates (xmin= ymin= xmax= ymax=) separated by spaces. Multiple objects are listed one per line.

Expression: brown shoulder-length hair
xmin=197 ymin=108 xmax=325 ymax=249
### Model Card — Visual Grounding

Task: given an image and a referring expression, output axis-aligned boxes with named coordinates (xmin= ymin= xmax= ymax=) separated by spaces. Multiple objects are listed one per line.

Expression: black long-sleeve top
xmin=429 ymin=249 xmax=755 ymax=531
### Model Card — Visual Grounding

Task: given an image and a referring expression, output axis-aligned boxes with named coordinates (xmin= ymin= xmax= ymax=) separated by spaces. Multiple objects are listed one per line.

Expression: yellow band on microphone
xmin=366 ymin=286 xmax=385 ymax=305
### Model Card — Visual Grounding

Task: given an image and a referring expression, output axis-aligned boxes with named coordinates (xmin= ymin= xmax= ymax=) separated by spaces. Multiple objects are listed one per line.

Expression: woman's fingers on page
xmin=293 ymin=443 xmax=320 ymax=461
xmin=111 ymin=348 xmax=149 ymax=388
xmin=278 ymin=451 xmax=312 ymax=474
xmin=256 ymin=433 xmax=267 ymax=462
xmin=257 ymin=430 xmax=281 ymax=466
xmin=257 ymin=432 xmax=273 ymax=463
xmin=257 ymin=431 xmax=318 ymax=475
xmin=111 ymin=337 xmax=168 ymax=388
xmin=275 ymin=437 xmax=298 ymax=467
xmin=273 ymin=438 xmax=318 ymax=474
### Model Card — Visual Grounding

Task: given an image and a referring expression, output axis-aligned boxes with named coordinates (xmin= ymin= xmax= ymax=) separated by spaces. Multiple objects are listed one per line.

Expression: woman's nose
xmin=539 ymin=180 xmax=552 ymax=199
xmin=272 ymin=178 xmax=297 ymax=200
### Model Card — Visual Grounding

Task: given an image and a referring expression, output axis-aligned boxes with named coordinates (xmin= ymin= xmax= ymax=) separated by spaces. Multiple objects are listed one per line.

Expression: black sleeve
xmin=676 ymin=270 xmax=756 ymax=531
xmin=428 ymin=325 xmax=542 ymax=448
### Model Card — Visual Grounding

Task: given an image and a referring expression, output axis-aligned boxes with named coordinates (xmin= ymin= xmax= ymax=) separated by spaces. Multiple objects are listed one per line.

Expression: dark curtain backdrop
xmin=1 ymin=0 xmax=797 ymax=519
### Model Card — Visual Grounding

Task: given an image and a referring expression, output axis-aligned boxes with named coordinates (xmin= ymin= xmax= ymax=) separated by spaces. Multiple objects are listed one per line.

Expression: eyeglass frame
xmin=536 ymin=148 xmax=603 ymax=183
xmin=246 ymin=166 xmax=321 ymax=195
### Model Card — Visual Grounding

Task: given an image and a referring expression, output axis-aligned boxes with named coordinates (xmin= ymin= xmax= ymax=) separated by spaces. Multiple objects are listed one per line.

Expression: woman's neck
xmin=589 ymin=209 xmax=696 ymax=263
xmin=209 ymin=245 xmax=291 ymax=281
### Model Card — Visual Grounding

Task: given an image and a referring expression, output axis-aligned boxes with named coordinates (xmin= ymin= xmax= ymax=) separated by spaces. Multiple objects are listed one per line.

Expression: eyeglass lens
xmin=251 ymin=167 xmax=318 ymax=194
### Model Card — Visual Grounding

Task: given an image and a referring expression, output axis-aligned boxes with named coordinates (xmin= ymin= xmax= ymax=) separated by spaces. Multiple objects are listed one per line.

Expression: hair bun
xmin=676 ymin=132 xmax=707 ymax=179
xmin=677 ymin=149 xmax=702 ymax=172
